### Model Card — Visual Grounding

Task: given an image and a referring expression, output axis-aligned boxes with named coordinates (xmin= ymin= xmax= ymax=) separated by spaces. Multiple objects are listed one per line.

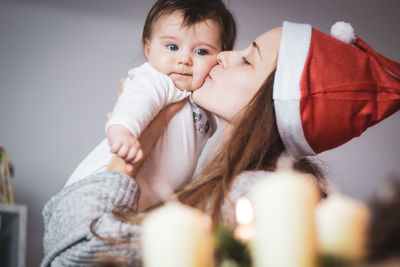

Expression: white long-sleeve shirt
xmin=105 ymin=63 xmax=191 ymax=138
xmin=66 ymin=63 xmax=219 ymax=210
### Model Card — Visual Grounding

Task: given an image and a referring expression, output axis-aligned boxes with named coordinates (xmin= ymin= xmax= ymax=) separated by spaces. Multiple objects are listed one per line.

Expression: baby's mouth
xmin=173 ymin=72 xmax=192 ymax=76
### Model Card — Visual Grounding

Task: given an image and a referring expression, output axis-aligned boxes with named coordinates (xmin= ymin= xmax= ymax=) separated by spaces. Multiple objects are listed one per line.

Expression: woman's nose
xmin=217 ymin=51 xmax=228 ymax=68
xmin=217 ymin=51 xmax=238 ymax=68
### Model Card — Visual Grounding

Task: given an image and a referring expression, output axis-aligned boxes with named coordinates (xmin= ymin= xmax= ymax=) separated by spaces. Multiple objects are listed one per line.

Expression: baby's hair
xmin=142 ymin=0 xmax=237 ymax=51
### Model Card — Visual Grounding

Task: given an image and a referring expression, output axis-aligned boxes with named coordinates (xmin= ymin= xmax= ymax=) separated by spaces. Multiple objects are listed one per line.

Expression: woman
xmin=41 ymin=21 xmax=400 ymax=266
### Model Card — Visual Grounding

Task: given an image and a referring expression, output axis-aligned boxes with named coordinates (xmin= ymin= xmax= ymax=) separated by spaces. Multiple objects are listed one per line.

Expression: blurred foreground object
xmin=142 ymin=201 xmax=214 ymax=267
xmin=250 ymin=163 xmax=320 ymax=267
xmin=315 ymin=194 xmax=370 ymax=263
xmin=0 ymin=147 xmax=14 ymax=204
xmin=214 ymin=225 xmax=251 ymax=267
xmin=367 ymin=175 xmax=400 ymax=263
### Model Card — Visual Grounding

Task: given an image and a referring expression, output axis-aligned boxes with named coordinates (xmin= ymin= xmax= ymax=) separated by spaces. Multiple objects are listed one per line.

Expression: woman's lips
xmin=207 ymin=65 xmax=219 ymax=80
xmin=207 ymin=70 xmax=215 ymax=80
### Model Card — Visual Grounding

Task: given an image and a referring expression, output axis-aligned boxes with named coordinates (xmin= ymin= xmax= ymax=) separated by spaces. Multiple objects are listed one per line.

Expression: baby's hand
xmin=107 ymin=125 xmax=143 ymax=171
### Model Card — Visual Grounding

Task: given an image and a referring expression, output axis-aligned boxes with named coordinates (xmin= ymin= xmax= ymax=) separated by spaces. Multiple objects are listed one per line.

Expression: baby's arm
xmin=106 ymin=63 xmax=190 ymax=139
xmin=106 ymin=63 xmax=190 ymax=168
xmin=107 ymin=124 xmax=143 ymax=165
xmin=107 ymin=98 xmax=189 ymax=176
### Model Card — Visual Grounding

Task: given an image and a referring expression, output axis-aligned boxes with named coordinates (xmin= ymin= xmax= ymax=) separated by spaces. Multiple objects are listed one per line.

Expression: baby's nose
xmin=178 ymin=53 xmax=193 ymax=66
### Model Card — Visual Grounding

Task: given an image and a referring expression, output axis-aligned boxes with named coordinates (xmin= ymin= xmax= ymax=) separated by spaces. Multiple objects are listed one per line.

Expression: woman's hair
xmin=92 ymin=69 xmax=328 ymax=265
xmin=176 ymin=70 xmax=327 ymax=222
xmin=142 ymin=0 xmax=237 ymax=51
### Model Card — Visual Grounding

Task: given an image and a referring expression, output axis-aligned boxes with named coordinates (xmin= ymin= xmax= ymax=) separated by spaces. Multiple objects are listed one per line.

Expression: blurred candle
xmin=250 ymin=170 xmax=320 ymax=267
xmin=315 ymin=194 xmax=370 ymax=262
xmin=234 ymin=197 xmax=254 ymax=243
xmin=142 ymin=201 xmax=214 ymax=267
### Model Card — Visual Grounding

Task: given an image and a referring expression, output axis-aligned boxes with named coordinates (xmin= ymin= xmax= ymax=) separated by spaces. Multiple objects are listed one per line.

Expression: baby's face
xmin=144 ymin=11 xmax=222 ymax=91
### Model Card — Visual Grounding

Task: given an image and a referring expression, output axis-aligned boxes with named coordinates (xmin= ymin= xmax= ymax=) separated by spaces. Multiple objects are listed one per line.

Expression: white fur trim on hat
xmin=330 ymin=21 xmax=356 ymax=44
xmin=273 ymin=21 xmax=316 ymax=159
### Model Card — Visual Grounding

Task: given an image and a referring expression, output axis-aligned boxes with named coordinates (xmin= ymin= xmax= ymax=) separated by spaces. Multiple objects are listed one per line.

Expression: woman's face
xmin=193 ymin=27 xmax=282 ymax=122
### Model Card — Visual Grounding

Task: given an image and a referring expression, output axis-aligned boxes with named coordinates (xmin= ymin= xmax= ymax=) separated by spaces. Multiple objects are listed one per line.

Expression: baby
xmin=66 ymin=0 xmax=236 ymax=210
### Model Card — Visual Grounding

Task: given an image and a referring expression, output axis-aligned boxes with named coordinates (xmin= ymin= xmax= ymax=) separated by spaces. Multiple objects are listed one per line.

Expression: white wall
xmin=0 ymin=0 xmax=399 ymax=266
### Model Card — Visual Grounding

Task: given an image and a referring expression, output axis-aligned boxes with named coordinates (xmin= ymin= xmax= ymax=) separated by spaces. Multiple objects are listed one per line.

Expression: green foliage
xmin=214 ymin=225 xmax=364 ymax=267
xmin=214 ymin=225 xmax=252 ymax=267
xmin=319 ymin=254 xmax=356 ymax=267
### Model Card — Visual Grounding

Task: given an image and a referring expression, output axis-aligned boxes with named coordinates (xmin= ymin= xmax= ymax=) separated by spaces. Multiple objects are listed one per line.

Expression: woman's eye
xmin=195 ymin=49 xmax=208 ymax=56
xmin=166 ymin=44 xmax=179 ymax=51
xmin=242 ymin=56 xmax=251 ymax=65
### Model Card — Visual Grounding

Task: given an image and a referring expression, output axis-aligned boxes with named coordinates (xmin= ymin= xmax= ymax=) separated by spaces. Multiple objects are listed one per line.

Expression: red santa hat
xmin=273 ymin=21 xmax=400 ymax=159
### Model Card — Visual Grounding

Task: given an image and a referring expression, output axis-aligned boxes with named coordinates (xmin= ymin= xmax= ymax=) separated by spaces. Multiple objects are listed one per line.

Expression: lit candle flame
xmin=235 ymin=197 xmax=254 ymax=243
xmin=236 ymin=197 xmax=253 ymax=225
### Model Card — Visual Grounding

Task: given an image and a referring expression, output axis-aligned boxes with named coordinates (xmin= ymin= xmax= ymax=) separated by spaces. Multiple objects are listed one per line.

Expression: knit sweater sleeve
xmin=41 ymin=172 xmax=143 ymax=267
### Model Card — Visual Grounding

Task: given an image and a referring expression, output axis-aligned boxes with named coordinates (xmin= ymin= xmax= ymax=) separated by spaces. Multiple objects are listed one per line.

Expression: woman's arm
xmin=41 ymin=172 xmax=142 ymax=267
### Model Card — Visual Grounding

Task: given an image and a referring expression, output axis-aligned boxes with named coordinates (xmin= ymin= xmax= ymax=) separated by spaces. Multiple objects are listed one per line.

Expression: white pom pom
xmin=330 ymin=21 xmax=356 ymax=44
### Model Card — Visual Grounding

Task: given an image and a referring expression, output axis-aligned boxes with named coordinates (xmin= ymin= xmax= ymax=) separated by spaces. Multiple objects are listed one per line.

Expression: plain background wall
xmin=0 ymin=0 xmax=399 ymax=265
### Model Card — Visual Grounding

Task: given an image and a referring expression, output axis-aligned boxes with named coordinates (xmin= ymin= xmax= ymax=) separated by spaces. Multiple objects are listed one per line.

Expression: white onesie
xmin=66 ymin=63 xmax=215 ymax=210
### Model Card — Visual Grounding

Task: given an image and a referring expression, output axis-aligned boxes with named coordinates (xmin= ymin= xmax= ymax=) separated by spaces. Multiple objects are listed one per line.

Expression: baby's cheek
xmin=187 ymin=76 xmax=202 ymax=91
xmin=192 ymin=59 xmax=217 ymax=89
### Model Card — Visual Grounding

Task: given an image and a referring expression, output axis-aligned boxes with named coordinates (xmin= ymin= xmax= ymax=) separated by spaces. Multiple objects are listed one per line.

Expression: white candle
xmin=234 ymin=197 xmax=254 ymax=243
xmin=315 ymin=193 xmax=370 ymax=261
xmin=250 ymin=170 xmax=320 ymax=267
xmin=142 ymin=201 xmax=214 ymax=267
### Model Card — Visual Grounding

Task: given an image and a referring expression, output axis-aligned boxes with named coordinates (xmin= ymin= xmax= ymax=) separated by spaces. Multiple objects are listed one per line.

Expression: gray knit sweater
xmin=41 ymin=171 xmax=268 ymax=266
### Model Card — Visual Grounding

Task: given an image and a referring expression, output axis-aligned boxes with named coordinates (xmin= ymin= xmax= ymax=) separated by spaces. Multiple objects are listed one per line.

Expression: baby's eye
xmin=166 ymin=44 xmax=179 ymax=51
xmin=195 ymin=49 xmax=208 ymax=56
